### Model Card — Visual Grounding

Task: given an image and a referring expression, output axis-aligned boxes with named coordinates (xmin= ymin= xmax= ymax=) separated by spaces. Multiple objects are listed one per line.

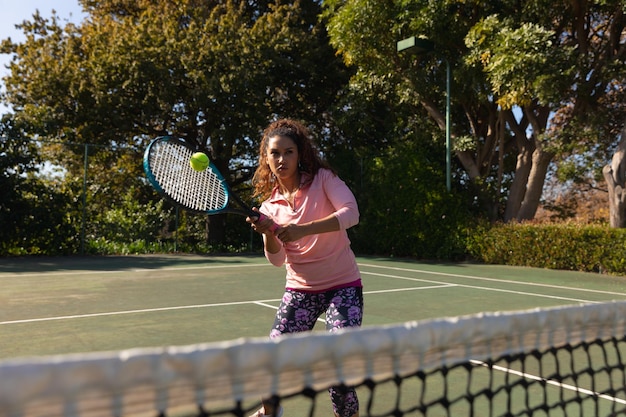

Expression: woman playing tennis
xmin=247 ymin=119 xmax=363 ymax=417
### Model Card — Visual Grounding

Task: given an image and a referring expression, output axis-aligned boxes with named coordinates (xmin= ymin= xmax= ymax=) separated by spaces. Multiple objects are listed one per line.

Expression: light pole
xmin=397 ymin=36 xmax=451 ymax=192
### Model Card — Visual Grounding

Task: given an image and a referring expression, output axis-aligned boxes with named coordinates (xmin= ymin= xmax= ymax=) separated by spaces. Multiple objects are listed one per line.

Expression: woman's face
xmin=266 ymin=135 xmax=299 ymax=182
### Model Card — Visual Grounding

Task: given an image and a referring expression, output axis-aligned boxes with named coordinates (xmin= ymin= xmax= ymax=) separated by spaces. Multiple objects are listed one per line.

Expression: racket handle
xmin=256 ymin=213 xmax=279 ymax=233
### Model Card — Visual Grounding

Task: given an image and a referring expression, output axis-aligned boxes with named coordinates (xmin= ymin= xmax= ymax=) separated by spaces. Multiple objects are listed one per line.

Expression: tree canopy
xmin=1 ymin=0 xmax=625 ymax=256
xmin=324 ymin=0 xmax=626 ymax=221
xmin=1 ymin=0 xmax=349 ymax=243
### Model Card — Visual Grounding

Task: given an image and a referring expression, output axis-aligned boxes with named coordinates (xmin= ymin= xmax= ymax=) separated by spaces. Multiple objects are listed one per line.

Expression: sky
xmin=1 ymin=0 xmax=86 ymax=114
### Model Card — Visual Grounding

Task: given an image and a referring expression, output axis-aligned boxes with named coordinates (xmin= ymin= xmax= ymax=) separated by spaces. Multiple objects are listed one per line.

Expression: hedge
xmin=466 ymin=223 xmax=626 ymax=275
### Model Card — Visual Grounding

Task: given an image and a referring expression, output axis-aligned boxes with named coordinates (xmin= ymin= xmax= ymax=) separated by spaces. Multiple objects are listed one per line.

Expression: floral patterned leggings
xmin=269 ymin=286 xmax=363 ymax=417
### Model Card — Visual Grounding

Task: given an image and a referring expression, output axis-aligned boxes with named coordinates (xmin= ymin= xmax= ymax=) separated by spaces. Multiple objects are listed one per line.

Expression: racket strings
xmin=151 ymin=142 xmax=228 ymax=212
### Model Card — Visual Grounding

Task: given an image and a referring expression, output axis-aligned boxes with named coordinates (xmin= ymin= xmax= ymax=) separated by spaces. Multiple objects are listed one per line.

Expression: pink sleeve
xmin=264 ymin=236 xmax=286 ymax=266
xmin=259 ymin=200 xmax=286 ymax=266
xmin=322 ymin=170 xmax=360 ymax=230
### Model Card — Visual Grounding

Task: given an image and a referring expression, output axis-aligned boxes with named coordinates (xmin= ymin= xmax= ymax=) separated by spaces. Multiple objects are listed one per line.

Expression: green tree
xmin=465 ymin=3 xmax=626 ymax=222
xmin=0 ymin=116 xmax=77 ymax=255
xmin=1 ymin=0 xmax=349 ymax=244
xmin=324 ymin=0 xmax=626 ymax=223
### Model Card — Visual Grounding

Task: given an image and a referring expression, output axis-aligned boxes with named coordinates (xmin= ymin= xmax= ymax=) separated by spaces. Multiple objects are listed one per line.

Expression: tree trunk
xmin=503 ymin=145 xmax=533 ymax=222
xmin=602 ymin=125 xmax=626 ymax=228
xmin=517 ymin=148 xmax=554 ymax=221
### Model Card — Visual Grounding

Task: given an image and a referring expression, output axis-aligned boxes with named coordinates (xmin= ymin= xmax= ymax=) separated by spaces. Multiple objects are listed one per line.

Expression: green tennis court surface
xmin=2 ymin=255 xmax=626 ymax=416
xmin=2 ymin=254 xmax=626 ymax=358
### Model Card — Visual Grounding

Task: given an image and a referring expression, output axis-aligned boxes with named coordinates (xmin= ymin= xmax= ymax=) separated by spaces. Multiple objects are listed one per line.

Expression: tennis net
xmin=2 ymin=301 xmax=626 ymax=417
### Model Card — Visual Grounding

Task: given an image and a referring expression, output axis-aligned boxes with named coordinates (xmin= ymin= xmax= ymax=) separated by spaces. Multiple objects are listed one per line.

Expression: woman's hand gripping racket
xmin=143 ymin=136 xmax=277 ymax=231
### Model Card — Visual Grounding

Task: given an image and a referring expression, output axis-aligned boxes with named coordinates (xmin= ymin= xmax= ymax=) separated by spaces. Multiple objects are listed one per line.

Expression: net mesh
xmin=2 ymin=301 xmax=626 ymax=417
xmin=148 ymin=139 xmax=228 ymax=213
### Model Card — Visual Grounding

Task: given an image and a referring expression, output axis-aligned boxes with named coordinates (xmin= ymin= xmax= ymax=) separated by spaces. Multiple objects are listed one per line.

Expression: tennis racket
xmin=143 ymin=136 xmax=274 ymax=227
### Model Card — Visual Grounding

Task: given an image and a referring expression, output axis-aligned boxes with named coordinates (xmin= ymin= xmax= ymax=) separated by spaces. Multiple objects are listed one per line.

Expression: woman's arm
xmin=274 ymin=214 xmax=340 ymax=242
xmin=262 ymin=231 xmax=286 ymax=266
xmin=247 ymin=209 xmax=286 ymax=265
xmin=276 ymin=171 xmax=358 ymax=243
xmin=262 ymin=229 xmax=284 ymax=254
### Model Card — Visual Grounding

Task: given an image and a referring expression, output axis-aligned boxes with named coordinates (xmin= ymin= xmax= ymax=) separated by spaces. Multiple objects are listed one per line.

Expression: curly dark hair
xmin=252 ymin=119 xmax=334 ymax=200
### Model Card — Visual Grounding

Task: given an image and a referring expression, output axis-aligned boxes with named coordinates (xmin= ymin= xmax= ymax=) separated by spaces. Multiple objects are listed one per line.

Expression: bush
xmin=86 ymin=237 xmax=252 ymax=255
xmin=466 ymin=222 xmax=626 ymax=274
xmin=0 ymin=178 xmax=79 ymax=256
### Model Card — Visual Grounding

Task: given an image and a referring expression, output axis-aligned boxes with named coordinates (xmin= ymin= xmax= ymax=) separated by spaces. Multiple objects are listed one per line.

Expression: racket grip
xmin=256 ymin=213 xmax=280 ymax=233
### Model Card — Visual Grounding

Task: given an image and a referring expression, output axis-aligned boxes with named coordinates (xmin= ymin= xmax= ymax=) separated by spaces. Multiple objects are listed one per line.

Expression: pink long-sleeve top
xmin=260 ymin=168 xmax=361 ymax=292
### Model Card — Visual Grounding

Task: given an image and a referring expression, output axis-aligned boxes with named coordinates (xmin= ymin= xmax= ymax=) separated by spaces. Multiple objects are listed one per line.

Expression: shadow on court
xmin=0 ymin=253 xmax=265 ymax=274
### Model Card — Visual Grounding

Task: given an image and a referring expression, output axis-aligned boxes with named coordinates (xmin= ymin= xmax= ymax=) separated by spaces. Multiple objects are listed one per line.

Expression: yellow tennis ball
xmin=190 ymin=152 xmax=210 ymax=172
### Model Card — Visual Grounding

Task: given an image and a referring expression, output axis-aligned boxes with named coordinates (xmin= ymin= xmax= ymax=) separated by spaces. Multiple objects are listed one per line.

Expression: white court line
xmin=1 ymin=299 xmax=279 ymax=325
xmin=359 ymin=263 xmax=626 ymax=297
xmin=3 ymin=261 xmax=623 ymax=326
xmin=361 ymin=270 xmax=600 ymax=304
xmin=0 ymin=284 xmax=456 ymax=325
xmin=254 ymin=301 xmax=327 ymax=324
xmin=470 ymin=360 xmax=626 ymax=406
xmin=254 ymin=301 xmax=280 ymax=310
xmin=365 ymin=284 xmax=456 ymax=294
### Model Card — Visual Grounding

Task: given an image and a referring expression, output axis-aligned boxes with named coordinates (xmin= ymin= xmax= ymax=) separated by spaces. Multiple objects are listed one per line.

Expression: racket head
xmin=143 ymin=136 xmax=251 ymax=216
